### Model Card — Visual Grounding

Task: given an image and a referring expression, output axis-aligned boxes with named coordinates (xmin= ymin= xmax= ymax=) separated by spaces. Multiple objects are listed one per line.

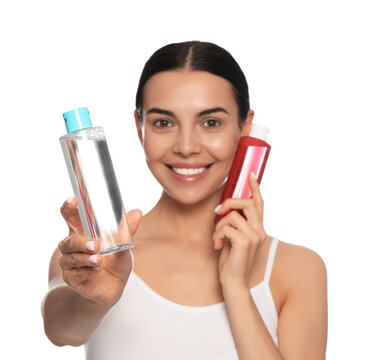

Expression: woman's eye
xmin=154 ymin=119 xmax=172 ymax=128
xmin=203 ymin=119 xmax=221 ymax=128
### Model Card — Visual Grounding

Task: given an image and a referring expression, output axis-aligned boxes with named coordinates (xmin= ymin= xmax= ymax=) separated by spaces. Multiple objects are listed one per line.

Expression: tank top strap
xmin=263 ymin=238 xmax=279 ymax=283
xmin=129 ymin=249 xmax=134 ymax=271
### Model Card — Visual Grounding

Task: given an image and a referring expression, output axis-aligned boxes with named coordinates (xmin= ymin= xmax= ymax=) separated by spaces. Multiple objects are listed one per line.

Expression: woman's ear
xmin=240 ymin=110 xmax=254 ymax=136
xmin=134 ymin=110 xmax=144 ymax=147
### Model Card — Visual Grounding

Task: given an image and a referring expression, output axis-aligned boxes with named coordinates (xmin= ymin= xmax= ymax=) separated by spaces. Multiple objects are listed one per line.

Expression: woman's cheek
xmin=143 ymin=134 xmax=169 ymax=162
xmin=207 ymin=132 xmax=239 ymax=163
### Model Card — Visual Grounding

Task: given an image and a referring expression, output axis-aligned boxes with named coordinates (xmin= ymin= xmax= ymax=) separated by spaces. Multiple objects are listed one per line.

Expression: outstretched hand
xmin=58 ymin=197 xmax=142 ymax=305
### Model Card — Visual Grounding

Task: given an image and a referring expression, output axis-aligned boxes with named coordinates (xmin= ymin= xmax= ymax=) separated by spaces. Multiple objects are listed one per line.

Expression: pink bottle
xmin=215 ymin=124 xmax=271 ymax=223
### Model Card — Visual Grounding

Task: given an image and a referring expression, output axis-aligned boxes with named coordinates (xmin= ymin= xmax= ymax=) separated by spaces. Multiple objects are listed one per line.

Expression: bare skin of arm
xmin=277 ymin=244 xmax=328 ymax=359
xmin=215 ymin=176 xmax=327 ymax=359
xmin=41 ymin=198 xmax=142 ymax=346
xmin=222 ymin=244 xmax=327 ymax=359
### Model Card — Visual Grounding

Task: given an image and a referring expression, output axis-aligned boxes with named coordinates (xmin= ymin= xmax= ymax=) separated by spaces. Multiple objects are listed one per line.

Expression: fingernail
xmin=92 ymin=266 xmax=100 ymax=271
xmin=86 ymin=241 xmax=95 ymax=252
xmin=214 ymin=204 xmax=222 ymax=213
xmin=213 ymin=232 xmax=216 ymax=239
xmin=251 ymin=172 xmax=256 ymax=180
xmin=65 ymin=196 xmax=74 ymax=204
xmin=89 ymin=255 xmax=98 ymax=264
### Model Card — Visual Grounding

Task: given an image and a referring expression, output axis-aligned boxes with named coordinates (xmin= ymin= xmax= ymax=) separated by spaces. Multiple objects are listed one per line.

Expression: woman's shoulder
xmin=276 ymin=239 xmax=326 ymax=267
xmin=273 ymin=239 xmax=327 ymax=294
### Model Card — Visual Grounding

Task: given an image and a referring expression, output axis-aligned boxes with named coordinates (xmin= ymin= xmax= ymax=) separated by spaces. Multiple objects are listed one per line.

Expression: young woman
xmin=42 ymin=41 xmax=328 ymax=359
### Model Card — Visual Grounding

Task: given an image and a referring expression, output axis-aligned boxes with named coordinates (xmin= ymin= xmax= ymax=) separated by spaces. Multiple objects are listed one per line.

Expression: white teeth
xmin=171 ymin=167 xmax=207 ymax=175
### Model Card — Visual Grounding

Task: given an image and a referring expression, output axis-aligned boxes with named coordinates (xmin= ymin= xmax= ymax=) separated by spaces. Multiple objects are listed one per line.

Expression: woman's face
xmin=136 ymin=69 xmax=253 ymax=205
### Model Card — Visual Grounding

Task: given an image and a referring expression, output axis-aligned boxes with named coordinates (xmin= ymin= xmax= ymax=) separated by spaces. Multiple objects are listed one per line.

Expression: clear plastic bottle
xmin=60 ymin=107 xmax=134 ymax=255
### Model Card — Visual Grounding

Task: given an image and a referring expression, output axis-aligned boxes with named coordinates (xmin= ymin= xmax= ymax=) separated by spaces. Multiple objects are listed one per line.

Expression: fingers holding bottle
xmin=125 ymin=209 xmax=143 ymax=236
xmin=56 ymin=193 xmax=142 ymax=305
xmin=60 ymin=196 xmax=85 ymax=235
xmin=213 ymin=192 xmax=267 ymax=287
xmin=58 ymin=234 xmax=101 ymax=268
xmin=215 ymin=197 xmax=266 ymax=243
xmin=58 ymin=251 xmax=102 ymax=271
xmin=248 ymin=172 xmax=264 ymax=219
xmin=213 ymin=210 xmax=254 ymax=250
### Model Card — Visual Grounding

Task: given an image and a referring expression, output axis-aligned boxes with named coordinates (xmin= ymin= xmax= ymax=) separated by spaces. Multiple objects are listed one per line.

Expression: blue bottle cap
xmin=63 ymin=107 xmax=92 ymax=133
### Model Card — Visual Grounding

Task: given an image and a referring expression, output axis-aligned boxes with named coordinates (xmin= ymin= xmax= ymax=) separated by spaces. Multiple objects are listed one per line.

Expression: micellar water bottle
xmin=60 ymin=107 xmax=134 ymax=255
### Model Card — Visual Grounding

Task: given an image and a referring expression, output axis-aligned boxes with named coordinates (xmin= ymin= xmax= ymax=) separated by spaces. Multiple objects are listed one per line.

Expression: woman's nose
xmin=172 ymin=128 xmax=201 ymax=157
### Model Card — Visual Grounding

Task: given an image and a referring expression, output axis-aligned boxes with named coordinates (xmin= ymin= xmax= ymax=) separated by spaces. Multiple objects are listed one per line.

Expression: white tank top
xmin=85 ymin=238 xmax=279 ymax=359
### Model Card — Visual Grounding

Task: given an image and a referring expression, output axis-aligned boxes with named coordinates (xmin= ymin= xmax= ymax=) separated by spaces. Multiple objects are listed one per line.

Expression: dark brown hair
xmin=135 ymin=41 xmax=250 ymax=125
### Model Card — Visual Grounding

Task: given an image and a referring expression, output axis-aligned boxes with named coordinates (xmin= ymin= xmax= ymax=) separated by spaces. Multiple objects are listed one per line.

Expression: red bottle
xmin=215 ymin=124 xmax=271 ymax=223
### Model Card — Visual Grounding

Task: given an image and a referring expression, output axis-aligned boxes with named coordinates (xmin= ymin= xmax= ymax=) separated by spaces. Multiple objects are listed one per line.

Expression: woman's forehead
xmin=142 ymin=70 xmax=238 ymax=112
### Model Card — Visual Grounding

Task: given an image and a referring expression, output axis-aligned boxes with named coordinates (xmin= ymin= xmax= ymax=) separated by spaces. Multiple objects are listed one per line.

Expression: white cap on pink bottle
xmin=249 ymin=124 xmax=269 ymax=141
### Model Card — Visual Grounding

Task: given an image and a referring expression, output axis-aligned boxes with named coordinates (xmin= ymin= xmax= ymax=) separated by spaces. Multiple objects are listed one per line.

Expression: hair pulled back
xmin=135 ymin=41 xmax=250 ymax=125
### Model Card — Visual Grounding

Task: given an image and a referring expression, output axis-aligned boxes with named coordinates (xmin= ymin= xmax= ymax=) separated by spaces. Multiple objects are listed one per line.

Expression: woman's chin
xmin=162 ymin=184 xmax=225 ymax=207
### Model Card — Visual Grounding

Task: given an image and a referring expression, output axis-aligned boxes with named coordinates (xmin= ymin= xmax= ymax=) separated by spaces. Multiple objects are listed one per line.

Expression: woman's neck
xmin=142 ymin=188 xmax=223 ymax=246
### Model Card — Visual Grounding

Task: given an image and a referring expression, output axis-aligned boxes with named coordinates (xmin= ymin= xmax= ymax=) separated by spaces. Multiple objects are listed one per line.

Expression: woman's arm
xmin=214 ymin=175 xmax=327 ymax=359
xmin=222 ymin=245 xmax=327 ymax=360
xmin=41 ymin=247 xmax=116 ymax=347
xmin=277 ymin=245 xmax=327 ymax=359
xmin=41 ymin=198 xmax=142 ymax=347
xmin=222 ymin=283 xmax=282 ymax=359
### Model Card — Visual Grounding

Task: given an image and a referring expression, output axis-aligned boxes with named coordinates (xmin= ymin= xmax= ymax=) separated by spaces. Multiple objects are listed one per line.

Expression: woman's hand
xmin=213 ymin=174 xmax=267 ymax=288
xmin=58 ymin=197 xmax=142 ymax=306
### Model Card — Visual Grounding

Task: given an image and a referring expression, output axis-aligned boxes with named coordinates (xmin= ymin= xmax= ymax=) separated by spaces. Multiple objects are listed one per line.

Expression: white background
xmin=1 ymin=0 xmax=374 ymax=358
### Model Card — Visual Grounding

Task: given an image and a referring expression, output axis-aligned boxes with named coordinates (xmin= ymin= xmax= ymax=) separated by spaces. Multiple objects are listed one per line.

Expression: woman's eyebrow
xmin=146 ymin=107 xmax=229 ymax=117
xmin=198 ymin=107 xmax=229 ymax=116
xmin=146 ymin=108 xmax=175 ymax=117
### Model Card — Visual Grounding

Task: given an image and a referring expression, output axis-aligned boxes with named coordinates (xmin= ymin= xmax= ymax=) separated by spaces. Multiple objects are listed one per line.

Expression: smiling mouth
xmin=166 ymin=163 xmax=214 ymax=175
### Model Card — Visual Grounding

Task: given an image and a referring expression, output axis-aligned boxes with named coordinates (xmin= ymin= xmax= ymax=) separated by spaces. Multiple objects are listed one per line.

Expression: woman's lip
xmin=166 ymin=163 xmax=213 ymax=183
xmin=167 ymin=162 xmax=213 ymax=169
